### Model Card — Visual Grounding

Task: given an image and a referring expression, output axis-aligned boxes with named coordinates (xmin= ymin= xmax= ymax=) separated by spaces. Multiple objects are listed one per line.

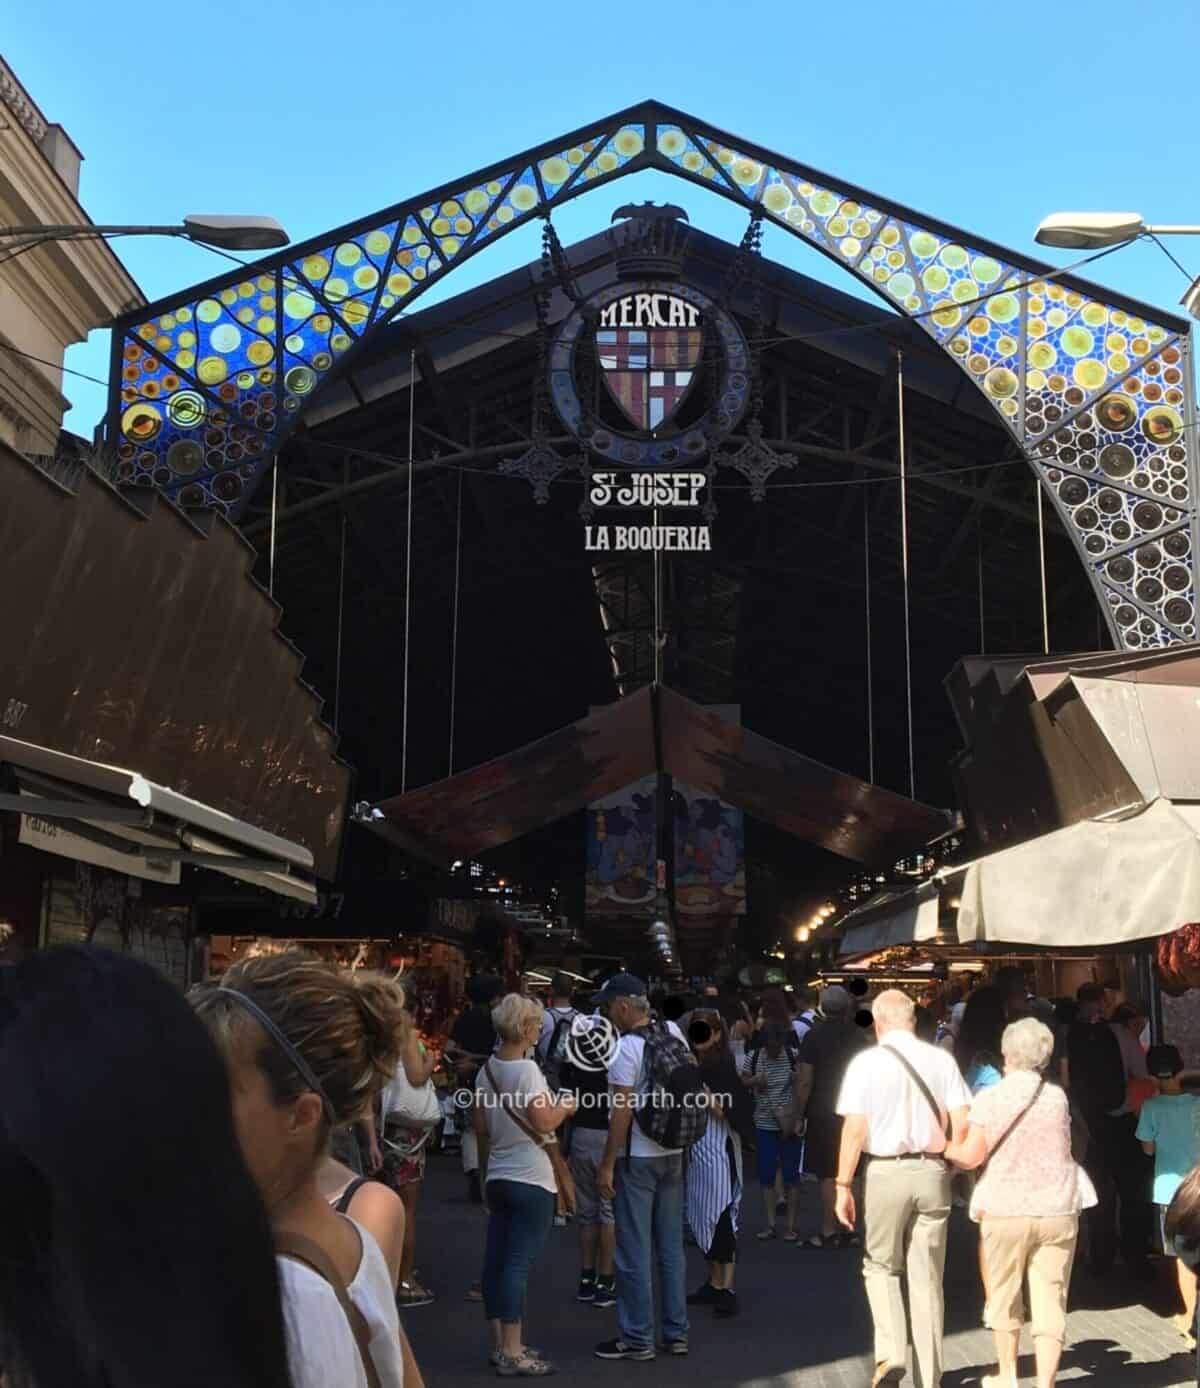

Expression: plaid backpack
xmin=631 ymin=1022 xmax=709 ymax=1151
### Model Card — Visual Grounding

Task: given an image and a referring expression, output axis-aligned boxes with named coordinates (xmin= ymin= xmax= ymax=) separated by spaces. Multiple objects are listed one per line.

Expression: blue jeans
xmin=613 ymin=1154 xmax=688 ymax=1348
xmin=481 ymin=1180 xmax=555 ymax=1324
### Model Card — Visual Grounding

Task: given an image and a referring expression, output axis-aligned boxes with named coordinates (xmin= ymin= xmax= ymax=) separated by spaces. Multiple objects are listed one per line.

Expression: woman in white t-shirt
xmin=192 ymin=952 xmax=419 ymax=1388
xmin=475 ymin=993 xmax=576 ymax=1376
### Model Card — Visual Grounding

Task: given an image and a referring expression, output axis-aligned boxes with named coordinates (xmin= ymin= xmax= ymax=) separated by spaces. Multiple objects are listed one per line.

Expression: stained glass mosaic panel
xmin=107 ymin=102 xmax=1197 ymax=651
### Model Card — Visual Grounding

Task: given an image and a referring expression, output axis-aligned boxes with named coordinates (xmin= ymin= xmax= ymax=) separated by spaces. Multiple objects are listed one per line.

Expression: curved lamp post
xmin=0 ymin=214 xmax=290 ymax=251
xmin=1035 ymin=212 xmax=1200 ymax=320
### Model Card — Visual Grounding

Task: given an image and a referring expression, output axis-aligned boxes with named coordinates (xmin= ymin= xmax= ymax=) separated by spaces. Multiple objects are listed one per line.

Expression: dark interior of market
xmin=226 ymin=222 xmax=1111 ymax=969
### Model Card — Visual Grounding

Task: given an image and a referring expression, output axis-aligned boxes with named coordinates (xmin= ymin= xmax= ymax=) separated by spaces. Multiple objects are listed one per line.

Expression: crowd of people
xmin=3 ymin=947 xmax=1200 ymax=1387
xmin=835 ymin=974 xmax=1200 ymax=1388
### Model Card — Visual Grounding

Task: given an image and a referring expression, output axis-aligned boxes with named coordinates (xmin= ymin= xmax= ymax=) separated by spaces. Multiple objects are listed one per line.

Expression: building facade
xmin=0 ymin=55 xmax=140 ymax=457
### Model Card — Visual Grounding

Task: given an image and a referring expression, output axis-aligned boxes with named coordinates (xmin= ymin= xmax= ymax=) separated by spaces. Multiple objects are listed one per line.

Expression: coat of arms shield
xmin=596 ymin=292 xmax=704 ymax=433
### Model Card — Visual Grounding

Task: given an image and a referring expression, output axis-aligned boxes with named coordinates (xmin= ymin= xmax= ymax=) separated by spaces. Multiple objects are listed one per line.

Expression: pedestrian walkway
xmin=404 ymin=1155 xmax=1196 ymax=1385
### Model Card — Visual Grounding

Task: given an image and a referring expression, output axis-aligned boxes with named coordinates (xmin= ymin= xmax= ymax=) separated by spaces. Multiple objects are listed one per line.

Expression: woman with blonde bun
xmin=192 ymin=951 xmax=422 ymax=1388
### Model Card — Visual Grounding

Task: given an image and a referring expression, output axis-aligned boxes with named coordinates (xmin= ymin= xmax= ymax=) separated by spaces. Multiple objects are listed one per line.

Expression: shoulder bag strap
xmin=883 ymin=1044 xmax=951 ymax=1140
xmin=276 ymin=1229 xmax=382 ymax=1388
xmin=484 ymin=1059 xmax=550 ymax=1146
xmin=982 ymin=1079 xmax=1045 ymax=1171
xmin=483 ymin=1060 xmax=574 ymax=1211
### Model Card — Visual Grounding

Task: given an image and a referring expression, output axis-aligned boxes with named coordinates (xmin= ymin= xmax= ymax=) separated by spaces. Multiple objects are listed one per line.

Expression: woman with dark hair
xmin=0 ymin=946 xmax=294 ymax=1388
xmin=756 ymin=988 xmax=792 ymax=1036
xmin=1165 ymin=1165 xmax=1200 ymax=1381
xmin=955 ymin=985 xmax=1008 ymax=1093
xmin=741 ymin=1021 xmax=803 ymax=1240
xmin=192 ymin=951 xmax=414 ymax=1387
xmin=684 ymin=1010 xmax=755 ymax=1319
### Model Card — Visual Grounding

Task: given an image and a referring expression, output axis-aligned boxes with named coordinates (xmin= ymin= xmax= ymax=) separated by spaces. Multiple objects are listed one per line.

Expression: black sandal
xmin=801 ymin=1233 xmax=838 ymax=1249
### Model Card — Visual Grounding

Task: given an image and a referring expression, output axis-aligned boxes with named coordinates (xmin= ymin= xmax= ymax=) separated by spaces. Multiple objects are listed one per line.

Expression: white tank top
xmin=277 ymin=1216 xmax=404 ymax=1387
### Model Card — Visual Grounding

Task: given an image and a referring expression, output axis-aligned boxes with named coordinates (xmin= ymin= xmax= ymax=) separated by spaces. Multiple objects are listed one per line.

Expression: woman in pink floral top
xmin=945 ymin=1017 xmax=1095 ymax=1388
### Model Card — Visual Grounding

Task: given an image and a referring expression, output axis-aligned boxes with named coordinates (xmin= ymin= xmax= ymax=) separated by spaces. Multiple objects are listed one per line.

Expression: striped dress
xmin=687 ymin=1102 xmax=743 ymax=1257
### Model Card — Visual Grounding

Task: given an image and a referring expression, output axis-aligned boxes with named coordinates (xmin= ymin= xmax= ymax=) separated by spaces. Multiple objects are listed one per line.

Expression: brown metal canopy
xmin=947 ymin=643 xmax=1200 ymax=854
xmin=369 ymin=685 xmax=947 ymax=866
xmin=0 ymin=452 xmax=351 ymax=879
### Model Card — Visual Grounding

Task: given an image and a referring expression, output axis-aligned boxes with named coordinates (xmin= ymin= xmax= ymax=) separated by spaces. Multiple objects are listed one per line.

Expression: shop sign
xmin=19 ymin=813 xmax=181 ymax=885
xmin=551 ymin=272 xmax=750 ymax=554
xmin=584 ymin=471 xmax=710 ymax=552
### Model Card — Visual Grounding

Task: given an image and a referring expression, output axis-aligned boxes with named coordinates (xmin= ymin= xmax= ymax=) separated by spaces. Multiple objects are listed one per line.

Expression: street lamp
xmin=1035 ymin=212 xmax=1200 ymax=321
xmin=0 ymin=214 xmax=290 ymax=252
xmin=1033 ymin=212 xmax=1200 ymax=250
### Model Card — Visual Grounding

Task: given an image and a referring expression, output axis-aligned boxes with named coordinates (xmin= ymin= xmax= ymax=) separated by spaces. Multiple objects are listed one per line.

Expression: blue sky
xmin=6 ymin=0 xmax=1200 ymax=435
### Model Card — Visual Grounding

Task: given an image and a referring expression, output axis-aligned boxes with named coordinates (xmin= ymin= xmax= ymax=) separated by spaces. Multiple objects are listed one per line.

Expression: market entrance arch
xmin=108 ymin=100 xmax=1197 ymax=651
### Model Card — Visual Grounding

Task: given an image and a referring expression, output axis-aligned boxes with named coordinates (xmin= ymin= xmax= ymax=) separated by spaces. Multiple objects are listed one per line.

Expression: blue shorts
xmin=755 ymin=1126 xmax=803 ymax=1187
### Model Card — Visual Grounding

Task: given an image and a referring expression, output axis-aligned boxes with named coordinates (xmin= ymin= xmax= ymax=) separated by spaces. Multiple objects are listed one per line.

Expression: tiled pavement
xmin=405 ymin=1153 xmax=1197 ymax=1385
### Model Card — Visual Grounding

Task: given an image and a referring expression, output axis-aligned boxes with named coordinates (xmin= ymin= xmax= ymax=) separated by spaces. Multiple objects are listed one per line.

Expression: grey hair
xmin=626 ymin=994 xmax=651 ymax=1018
xmin=871 ymin=989 xmax=916 ymax=1031
xmin=1001 ymin=1017 xmax=1054 ymax=1073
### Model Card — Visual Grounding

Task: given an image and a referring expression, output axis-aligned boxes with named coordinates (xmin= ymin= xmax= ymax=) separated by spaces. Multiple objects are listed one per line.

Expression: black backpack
xmin=1066 ymin=1019 xmax=1126 ymax=1120
xmin=631 ymin=1022 xmax=709 ymax=1151
xmin=538 ymin=1007 xmax=577 ymax=1088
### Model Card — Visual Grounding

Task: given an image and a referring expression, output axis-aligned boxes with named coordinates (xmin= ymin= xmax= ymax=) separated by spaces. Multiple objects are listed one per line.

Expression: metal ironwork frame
xmin=106 ymin=100 xmax=1197 ymax=651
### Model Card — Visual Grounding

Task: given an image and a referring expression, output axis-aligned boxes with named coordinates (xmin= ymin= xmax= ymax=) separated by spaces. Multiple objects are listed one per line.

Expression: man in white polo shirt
xmin=835 ymin=990 xmax=971 ymax=1388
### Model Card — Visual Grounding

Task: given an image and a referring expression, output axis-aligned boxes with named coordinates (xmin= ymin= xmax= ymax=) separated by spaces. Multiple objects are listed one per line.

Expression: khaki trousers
xmin=980 ymin=1214 xmax=1078 ymax=1344
xmin=862 ymin=1156 xmax=952 ymax=1388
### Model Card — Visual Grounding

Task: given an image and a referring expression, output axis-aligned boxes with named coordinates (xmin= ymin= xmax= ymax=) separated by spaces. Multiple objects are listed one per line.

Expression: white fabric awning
xmin=956 ymin=797 xmax=1200 ymax=948
xmin=838 ymin=887 xmax=940 ymax=957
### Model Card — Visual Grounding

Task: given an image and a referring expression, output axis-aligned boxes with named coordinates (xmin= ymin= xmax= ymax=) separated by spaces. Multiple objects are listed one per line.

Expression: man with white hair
xmin=834 ymin=989 xmax=972 ymax=1388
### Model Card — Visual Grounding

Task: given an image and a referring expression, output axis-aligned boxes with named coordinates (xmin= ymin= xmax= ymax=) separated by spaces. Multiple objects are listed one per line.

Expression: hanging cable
xmin=653 ymin=504 xmax=663 ymax=686
xmin=268 ymin=458 xmax=279 ymax=597
xmin=897 ymin=351 xmax=915 ymax=801
xmin=864 ymin=489 xmax=875 ymax=786
xmin=1037 ymin=479 xmax=1050 ymax=654
xmin=977 ymin=524 xmax=986 ymax=655
xmin=1145 ymin=231 xmax=1196 ymax=283
xmin=334 ymin=510 xmax=347 ymax=732
xmin=449 ymin=467 xmax=463 ymax=776
xmin=401 ymin=347 xmax=416 ymax=794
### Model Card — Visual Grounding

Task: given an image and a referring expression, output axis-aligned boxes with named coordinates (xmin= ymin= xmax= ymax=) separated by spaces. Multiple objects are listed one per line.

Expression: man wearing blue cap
xmin=592 ymin=973 xmax=690 ymax=1362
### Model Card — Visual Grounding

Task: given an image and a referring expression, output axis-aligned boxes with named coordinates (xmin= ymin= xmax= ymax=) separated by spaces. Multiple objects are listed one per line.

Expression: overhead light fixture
xmin=180 ymin=214 xmax=290 ymax=250
xmin=1034 ymin=211 xmax=1145 ymax=249
xmin=1035 ymin=210 xmax=1200 ymax=251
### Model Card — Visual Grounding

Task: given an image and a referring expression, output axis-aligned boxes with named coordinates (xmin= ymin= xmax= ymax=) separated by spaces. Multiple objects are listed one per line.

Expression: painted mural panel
xmin=585 ymin=774 xmax=658 ymax=916
xmin=673 ymin=780 xmax=745 ymax=918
